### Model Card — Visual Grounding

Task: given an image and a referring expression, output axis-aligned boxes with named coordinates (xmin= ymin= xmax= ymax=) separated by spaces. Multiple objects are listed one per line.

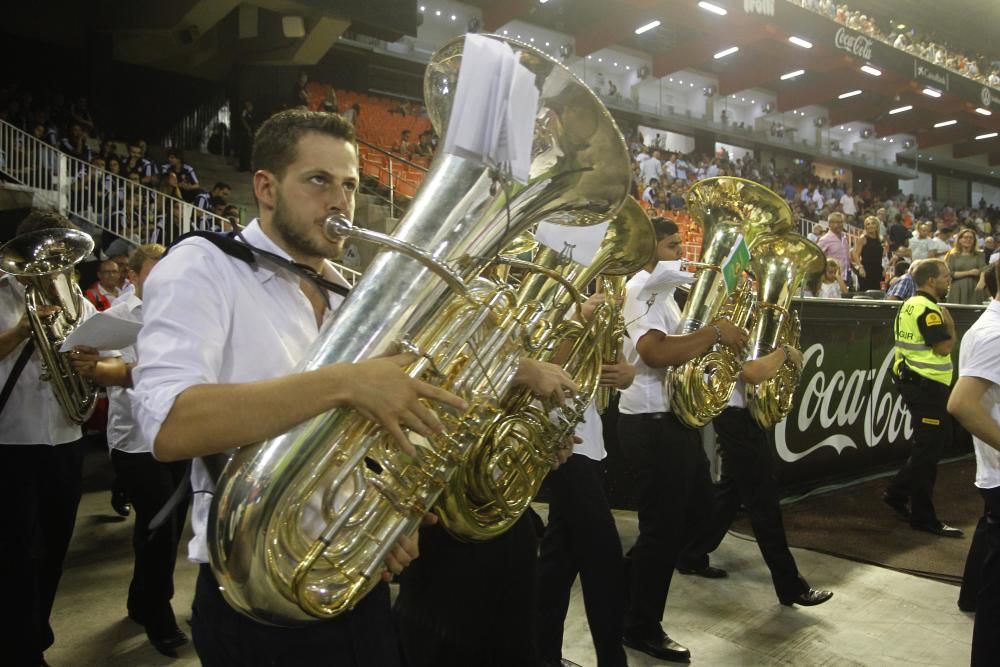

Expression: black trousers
xmin=0 ymin=440 xmax=84 ymax=666
xmin=679 ymin=408 xmax=808 ymax=601
xmin=972 ymin=486 xmax=1000 ymax=666
xmin=110 ymin=449 xmax=189 ymax=635
xmin=617 ymin=413 xmax=712 ymax=638
xmin=960 ymin=504 xmax=989 ymax=611
xmin=395 ymin=516 xmax=539 ymax=667
xmin=191 ymin=564 xmax=400 ymax=667
xmin=887 ymin=379 xmax=952 ymax=525
xmin=535 ymin=454 xmax=627 ymax=667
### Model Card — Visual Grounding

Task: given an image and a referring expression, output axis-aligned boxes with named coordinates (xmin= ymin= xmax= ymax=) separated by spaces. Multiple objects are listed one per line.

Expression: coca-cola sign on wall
xmin=834 ymin=27 xmax=873 ymax=61
xmin=775 ymin=344 xmax=912 ymax=463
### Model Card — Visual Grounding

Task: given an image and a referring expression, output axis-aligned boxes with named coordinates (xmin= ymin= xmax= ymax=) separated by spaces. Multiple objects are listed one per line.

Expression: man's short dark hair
xmin=16 ymin=210 xmax=77 ymax=236
xmin=651 ymin=217 xmax=678 ymax=240
xmin=166 ymin=148 xmax=184 ymax=160
xmin=212 ymin=181 xmax=231 ymax=192
xmin=893 ymin=261 xmax=910 ymax=278
xmin=252 ymin=109 xmax=356 ymax=177
xmin=647 ymin=178 xmax=658 ymax=186
xmin=913 ymin=258 xmax=945 ymax=287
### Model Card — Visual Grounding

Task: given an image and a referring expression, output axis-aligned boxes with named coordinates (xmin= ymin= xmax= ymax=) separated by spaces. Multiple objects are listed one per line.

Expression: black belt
xmin=635 ymin=412 xmax=671 ymax=420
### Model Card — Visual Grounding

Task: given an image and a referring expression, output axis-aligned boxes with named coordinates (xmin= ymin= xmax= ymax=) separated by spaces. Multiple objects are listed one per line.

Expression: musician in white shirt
xmin=948 ymin=265 xmax=1000 ymax=666
xmin=0 ymin=211 xmax=96 ymax=667
xmin=616 ymin=218 xmax=746 ymax=663
xmin=131 ymin=109 xmax=574 ymax=666
xmin=71 ymin=243 xmax=192 ymax=657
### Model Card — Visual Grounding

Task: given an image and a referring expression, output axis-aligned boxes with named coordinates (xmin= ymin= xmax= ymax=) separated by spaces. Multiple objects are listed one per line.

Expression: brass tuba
xmin=207 ymin=34 xmax=631 ymax=625
xmin=744 ymin=233 xmax=825 ymax=429
xmin=435 ymin=196 xmax=655 ymax=541
xmin=667 ymin=178 xmax=793 ymax=428
xmin=0 ymin=229 xmax=97 ymax=424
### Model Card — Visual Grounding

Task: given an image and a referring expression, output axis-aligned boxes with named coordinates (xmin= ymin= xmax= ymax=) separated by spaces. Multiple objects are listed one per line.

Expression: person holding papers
xmin=617 ymin=217 xmax=746 ymax=662
xmin=70 ymin=243 xmax=192 ymax=657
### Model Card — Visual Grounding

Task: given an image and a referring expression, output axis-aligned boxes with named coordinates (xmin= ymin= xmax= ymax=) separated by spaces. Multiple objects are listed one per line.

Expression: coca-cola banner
xmin=601 ymin=299 xmax=984 ymax=509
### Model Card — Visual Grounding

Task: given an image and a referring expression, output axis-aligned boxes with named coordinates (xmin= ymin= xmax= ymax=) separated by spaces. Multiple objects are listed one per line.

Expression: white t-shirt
xmin=639 ymin=157 xmax=662 ymax=186
xmin=105 ymin=293 xmax=147 ymax=453
xmin=132 ymin=220 xmax=349 ymax=562
xmin=840 ymin=193 xmax=857 ymax=216
xmin=618 ymin=270 xmax=681 ymax=414
xmin=817 ymin=281 xmax=842 ymax=298
xmin=909 ymin=237 xmax=950 ymax=260
xmin=957 ymin=300 xmax=1000 ymax=489
xmin=0 ymin=275 xmax=92 ymax=445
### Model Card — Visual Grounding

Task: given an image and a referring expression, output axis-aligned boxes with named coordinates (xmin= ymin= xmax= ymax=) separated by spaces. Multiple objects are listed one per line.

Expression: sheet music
xmin=60 ymin=311 xmax=142 ymax=352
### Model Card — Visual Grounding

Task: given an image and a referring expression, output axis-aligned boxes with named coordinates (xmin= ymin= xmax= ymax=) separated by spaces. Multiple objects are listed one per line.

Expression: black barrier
xmin=602 ymin=296 xmax=986 ymax=510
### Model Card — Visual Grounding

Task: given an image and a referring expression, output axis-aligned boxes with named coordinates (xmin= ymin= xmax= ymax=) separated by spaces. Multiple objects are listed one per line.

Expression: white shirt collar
xmin=238 ymin=219 xmax=350 ymax=289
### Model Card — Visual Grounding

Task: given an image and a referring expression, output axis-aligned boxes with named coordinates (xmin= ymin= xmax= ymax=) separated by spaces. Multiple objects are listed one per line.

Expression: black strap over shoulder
xmin=170 ymin=230 xmax=351 ymax=298
xmin=0 ymin=340 xmax=35 ymax=417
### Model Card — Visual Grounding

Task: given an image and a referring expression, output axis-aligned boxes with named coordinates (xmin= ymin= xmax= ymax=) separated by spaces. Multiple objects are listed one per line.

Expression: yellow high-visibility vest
xmin=893 ymin=293 xmax=953 ymax=386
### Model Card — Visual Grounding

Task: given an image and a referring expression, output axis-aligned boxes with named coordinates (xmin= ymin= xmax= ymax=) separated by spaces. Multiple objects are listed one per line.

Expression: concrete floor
xmin=47 ymin=487 xmax=974 ymax=666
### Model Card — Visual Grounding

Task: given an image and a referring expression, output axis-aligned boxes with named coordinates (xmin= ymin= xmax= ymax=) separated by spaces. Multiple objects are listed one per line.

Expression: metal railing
xmin=357 ymin=137 xmax=429 ymax=219
xmin=0 ymin=118 xmax=364 ymax=285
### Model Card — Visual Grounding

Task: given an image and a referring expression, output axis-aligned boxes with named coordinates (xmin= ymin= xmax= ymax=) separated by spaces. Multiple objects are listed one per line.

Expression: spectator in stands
xmin=668 ymin=185 xmax=686 ymax=211
xmin=99 ymin=139 xmax=119 ymax=164
xmin=293 ymin=71 xmax=310 ymax=109
xmin=124 ymin=140 xmax=155 ymax=185
xmin=887 ymin=214 xmax=912 ymax=254
xmin=397 ymin=130 xmax=413 ymax=157
xmin=321 ymin=88 xmax=338 ymax=114
xmin=389 ymin=100 xmax=413 ymax=116
xmin=414 ymin=131 xmax=435 ymax=158
xmin=887 ymin=261 xmax=911 ymax=290
xmin=157 ymin=171 xmax=182 ymax=201
xmin=68 ymin=96 xmax=96 ymax=137
xmin=59 ymin=123 xmax=92 ymax=163
xmin=342 ymin=103 xmax=360 ymax=126
xmin=195 ymin=182 xmax=231 ymax=212
xmin=910 ymin=222 xmax=950 ymax=260
xmin=237 ymin=99 xmax=255 ymax=172
xmin=642 ymin=178 xmax=658 ymax=207
xmin=818 ymin=212 xmax=851 ymax=283
xmin=84 ymin=260 xmax=121 ymax=311
xmin=851 ymin=215 xmax=887 ymax=291
xmin=639 ymin=149 xmax=662 ymax=188
xmin=946 ymin=229 xmax=987 ymax=304
xmin=807 ymin=223 xmax=825 ymax=243
xmin=161 ymin=148 xmax=200 ymax=203
xmin=817 ymin=259 xmax=848 ymax=298
xmin=223 ymin=204 xmax=240 ymax=230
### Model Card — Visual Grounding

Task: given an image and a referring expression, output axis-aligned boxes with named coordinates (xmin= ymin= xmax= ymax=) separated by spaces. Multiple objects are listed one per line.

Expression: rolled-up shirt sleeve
xmin=130 ymin=241 xmax=233 ymax=456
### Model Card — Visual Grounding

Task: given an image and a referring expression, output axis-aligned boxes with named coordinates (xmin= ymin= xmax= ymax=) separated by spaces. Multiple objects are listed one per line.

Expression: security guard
xmin=882 ymin=258 xmax=963 ymax=537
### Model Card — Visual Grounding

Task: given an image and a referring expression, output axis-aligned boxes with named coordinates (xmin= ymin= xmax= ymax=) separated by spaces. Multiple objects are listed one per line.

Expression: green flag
xmin=721 ymin=235 xmax=750 ymax=293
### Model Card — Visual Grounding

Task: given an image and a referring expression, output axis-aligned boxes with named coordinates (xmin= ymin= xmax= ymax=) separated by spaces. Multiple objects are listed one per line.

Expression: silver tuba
xmin=208 ymin=34 xmax=631 ymax=625
xmin=0 ymin=229 xmax=97 ymax=424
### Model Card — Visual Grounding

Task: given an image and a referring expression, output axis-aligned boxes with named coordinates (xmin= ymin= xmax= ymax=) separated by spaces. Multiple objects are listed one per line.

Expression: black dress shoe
xmin=623 ymin=631 xmax=690 ymax=662
xmin=780 ymin=588 xmax=833 ymax=607
xmin=148 ymin=627 xmax=188 ymax=657
xmin=911 ymin=521 xmax=964 ymax=538
xmin=111 ymin=489 xmax=132 ymax=517
xmin=880 ymin=490 xmax=910 ymax=519
xmin=677 ymin=564 xmax=728 ymax=579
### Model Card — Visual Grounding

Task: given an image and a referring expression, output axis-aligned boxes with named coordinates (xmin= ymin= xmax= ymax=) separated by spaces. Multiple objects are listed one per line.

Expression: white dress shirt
xmin=131 ymin=219 xmax=349 ymax=563
xmin=618 ymin=269 xmax=681 ymax=415
xmin=573 ymin=401 xmax=605 ymax=461
xmin=957 ymin=300 xmax=1000 ymax=489
xmin=0 ymin=275 xmax=92 ymax=445
xmin=104 ymin=293 xmax=146 ymax=454
xmin=639 ymin=158 xmax=662 ymax=186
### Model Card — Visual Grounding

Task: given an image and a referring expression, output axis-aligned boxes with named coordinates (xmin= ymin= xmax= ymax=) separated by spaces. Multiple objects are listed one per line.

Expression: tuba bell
xmin=207 ymin=34 xmax=631 ymax=625
xmin=435 ymin=196 xmax=655 ymax=541
xmin=743 ymin=232 xmax=825 ymax=429
xmin=667 ymin=178 xmax=793 ymax=428
xmin=0 ymin=229 xmax=97 ymax=424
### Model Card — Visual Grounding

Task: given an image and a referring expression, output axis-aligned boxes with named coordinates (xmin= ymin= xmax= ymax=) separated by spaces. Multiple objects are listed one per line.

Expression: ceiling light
xmin=539 ymin=0 xmax=549 ymax=3
xmin=530 ymin=37 xmax=535 ymax=42
xmin=889 ymin=139 xmax=894 ymax=142
xmin=838 ymin=90 xmax=862 ymax=99
xmin=419 ymin=5 xmax=425 ymax=10
xmin=889 ymin=105 xmax=912 ymax=114
xmin=933 ymin=120 xmax=957 ymax=128
xmin=678 ymin=79 xmax=683 ymax=84
xmin=976 ymin=132 xmax=999 ymax=140
xmin=714 ymin=46 xmax=739 ymax=59
xmin=598 ymin=57 xmax=602 ymax=62
xmin=751 ymin=99 xmax=755 ymax=103
xmin=634 ymin=20 xmax=661 ymax=34
xmin=503 ymin=30 xmax=509 ymax=35
xmin=698 ymin=1 xmax=728 ymax=16
xmin=922 ymin=87 xmax=942 ymax=98
xmin=896 ymin=23 xmax=905 ymax=29
xmin=435 ymin=9 xmax=441 ymax=15
xmin=839 ymin=125 xmax=845 ymax=129
xmin=780 ymin=69 xmax=805 ymax=80
xmin=975 ymin=107 xmax=992 ymax=116
xmin=860 ymin=65 xmax=882 ymax=76
xmin=613 ymin=62 xmax=618 ymax=66
xmin=545 ymin=41 xmax=550 ymax=46
xmin=741 ymin=97 xmax=745 ymax=101
xmin=788 ymin=36 xmax=813 ymax=49
xmin=625 ymin=65 xmax=630 ymax=70
xmin=690 ymin=82 xmax=695 ymax=87
xmin=450 ymin=14 xmax=456 ymax=20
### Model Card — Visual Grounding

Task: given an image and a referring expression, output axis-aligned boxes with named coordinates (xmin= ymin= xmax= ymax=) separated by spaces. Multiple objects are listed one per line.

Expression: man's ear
xmin=253 ymin=171 xmax=277 ymax=210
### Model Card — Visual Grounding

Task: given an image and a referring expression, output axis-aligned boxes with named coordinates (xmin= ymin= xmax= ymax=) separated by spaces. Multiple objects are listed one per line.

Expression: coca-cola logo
xmin=834 ymin=27 xmax=873 ymax=61
xmin=775 ymin=344 xmax=912 ymax=462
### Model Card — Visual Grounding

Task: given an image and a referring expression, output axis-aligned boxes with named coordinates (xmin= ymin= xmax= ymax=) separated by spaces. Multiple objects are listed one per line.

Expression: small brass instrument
xmin=666 ymin=178 xmax=793 ymax=428
xmin=744 ymin=233 xmax=825 ymax=429
xmin=0 ymin=229 xmax=97 ymax=424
